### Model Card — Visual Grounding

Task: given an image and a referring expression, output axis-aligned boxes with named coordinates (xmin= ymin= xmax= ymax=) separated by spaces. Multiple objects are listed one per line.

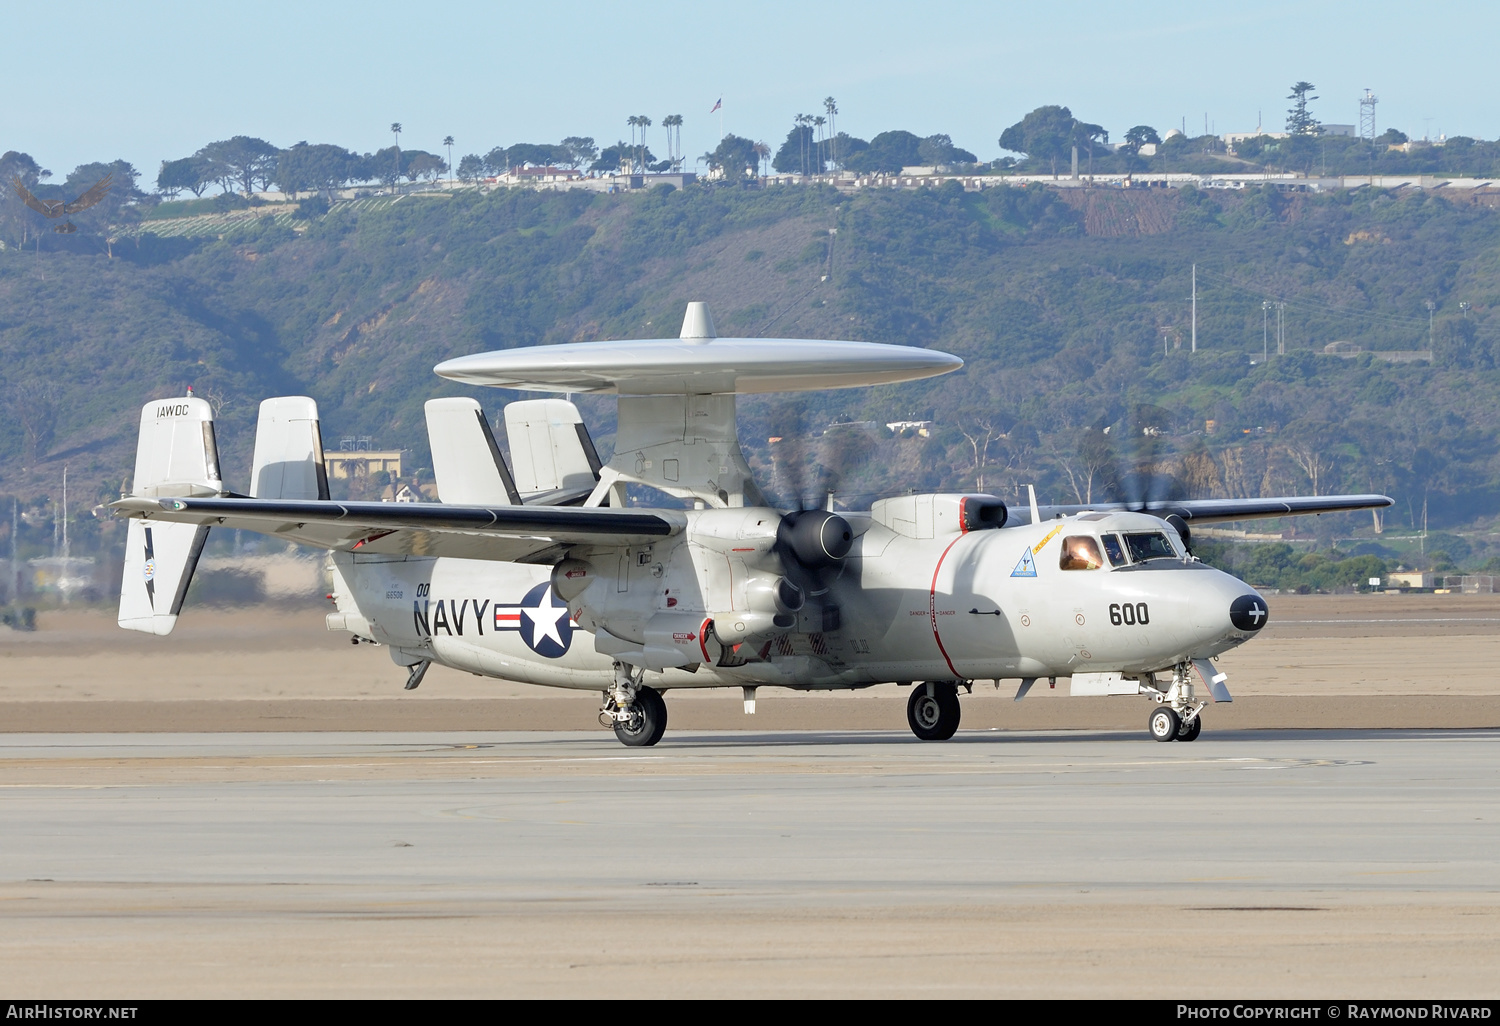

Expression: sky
xmin=5 ymin=0 xmax=1496 ymax=184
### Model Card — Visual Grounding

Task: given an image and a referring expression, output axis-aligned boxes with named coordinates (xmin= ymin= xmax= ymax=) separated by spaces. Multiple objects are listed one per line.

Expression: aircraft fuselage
xmin=330 ymin=509 xmax=1265 ymax=691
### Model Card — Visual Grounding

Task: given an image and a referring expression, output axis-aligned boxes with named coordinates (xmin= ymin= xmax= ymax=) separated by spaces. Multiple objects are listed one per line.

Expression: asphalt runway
xmin=2 ymin=728 xmax=1497 ymax=997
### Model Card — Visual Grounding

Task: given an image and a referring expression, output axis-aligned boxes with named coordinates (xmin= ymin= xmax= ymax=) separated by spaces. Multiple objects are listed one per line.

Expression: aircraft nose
xmin=1229 ymin=592 xmax=1269 ymax=632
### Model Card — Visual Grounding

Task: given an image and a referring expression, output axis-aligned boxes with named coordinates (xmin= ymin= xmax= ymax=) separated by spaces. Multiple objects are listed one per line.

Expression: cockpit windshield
xmin=1100 ymin=534 xmax=1125 ymax=567
xmin=1124 ymin=532 xmax=1177 ymax=563
xmin=1059 ymin=536 xmax=1105 ymax=570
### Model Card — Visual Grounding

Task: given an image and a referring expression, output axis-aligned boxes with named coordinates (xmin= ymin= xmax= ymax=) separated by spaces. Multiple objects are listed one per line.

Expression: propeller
xmin=1091 ymin=405 xmax=1193 ymax=552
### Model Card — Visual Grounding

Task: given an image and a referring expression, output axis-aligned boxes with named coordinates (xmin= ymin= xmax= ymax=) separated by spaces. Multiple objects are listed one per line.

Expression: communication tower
xmin=1359 ymin=89 xmax=1379 ymax=141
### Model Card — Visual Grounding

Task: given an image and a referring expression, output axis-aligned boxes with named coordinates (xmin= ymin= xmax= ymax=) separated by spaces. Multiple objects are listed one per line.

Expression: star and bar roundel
xmin=495 ymin=582 xmax=575 ymax=658
xmin=416 ymin=582 xmax=576 ymax=658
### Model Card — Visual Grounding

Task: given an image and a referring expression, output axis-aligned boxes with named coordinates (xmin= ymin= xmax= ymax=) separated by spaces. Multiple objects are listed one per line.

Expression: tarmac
xmin=0 ymin=594 xmax=1497 ymax=997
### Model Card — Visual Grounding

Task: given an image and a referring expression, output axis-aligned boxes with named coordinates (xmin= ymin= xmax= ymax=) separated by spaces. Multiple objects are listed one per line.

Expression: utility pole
xmin=1191 ymin=264 xmax=1197 ymax=353
xmin=1275 ymin=301 xmax=1286 ymax=355
xmin=1426 ymin=299 xmax=1436 ymax=350
xmin=1460 ymin=301 xmax=1471 ymax=318
xmin=1262 ymin=300 xmax=1270 ymax=361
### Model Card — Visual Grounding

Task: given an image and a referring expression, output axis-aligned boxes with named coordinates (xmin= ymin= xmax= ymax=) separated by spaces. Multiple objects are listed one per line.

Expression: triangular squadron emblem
xmin=1011 ymin=548 xmax=1037 ymax=578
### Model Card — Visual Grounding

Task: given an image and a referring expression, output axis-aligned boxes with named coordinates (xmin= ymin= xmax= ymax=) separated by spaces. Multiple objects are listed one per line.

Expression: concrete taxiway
xmin=1 ymin=728 xmax=1497 ymax=997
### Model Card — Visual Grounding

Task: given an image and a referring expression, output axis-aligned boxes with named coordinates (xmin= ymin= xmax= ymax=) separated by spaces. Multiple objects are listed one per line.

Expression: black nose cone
xmin=1230 ymin=594 xmax=1269 ymax=632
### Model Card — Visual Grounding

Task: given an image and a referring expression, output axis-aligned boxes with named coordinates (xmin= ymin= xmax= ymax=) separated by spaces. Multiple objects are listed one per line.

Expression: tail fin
xmin=251 ymin=397 xmax=330 ymax=500
xmin=503 ymin=399 xmax=602 ymax=497
xmin=424 ymin=398 xmax=521 ymax=505
xmin=118 ymin=396 xmax=219 ymax=634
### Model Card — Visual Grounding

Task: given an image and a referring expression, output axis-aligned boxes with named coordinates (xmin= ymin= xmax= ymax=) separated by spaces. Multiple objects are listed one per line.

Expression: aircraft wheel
xmin=614 ymin=687 xmax=668 ymax=747
xmin=907 ymin=682 xmax=961 ymax=741
xmin=1149 ymin=706 xmax=1180 ymax=742
xmin=1177 ymin=715 xmax=1202 ymax=742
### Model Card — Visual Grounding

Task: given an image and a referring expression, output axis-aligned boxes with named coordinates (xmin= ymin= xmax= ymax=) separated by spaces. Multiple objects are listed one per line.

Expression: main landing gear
xmin=1146 ymin=663 xmax=1206 ymax=743
xmin=907 ymin=681 xmax=962 ymax=741
xmin=602 ymin=662 xmax=668 ymax=747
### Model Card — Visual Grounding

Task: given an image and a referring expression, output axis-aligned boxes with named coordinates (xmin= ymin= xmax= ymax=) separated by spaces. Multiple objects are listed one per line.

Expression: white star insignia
xmin=522 ymin=587 xmax=569 ymax=648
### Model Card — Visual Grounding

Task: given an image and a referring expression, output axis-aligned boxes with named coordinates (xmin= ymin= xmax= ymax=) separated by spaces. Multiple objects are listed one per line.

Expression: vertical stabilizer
xmin=503 ymin=399 xmax=602 ymax=497
xmin=118 ymin=396 xmax=220 ymax=634
xmin=425 ymin=398 xmax=521 ymax=505
xmin=251 ymin=397 xmax=329 ymax=500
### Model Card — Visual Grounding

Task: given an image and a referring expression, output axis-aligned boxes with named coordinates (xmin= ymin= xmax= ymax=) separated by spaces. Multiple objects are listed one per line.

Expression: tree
xmin=1071 ymin=121 xmax=1107 ymax=178
xmin=636 ymin=115 xmax=652 ymax=173
xmin=196 ymin=136 xmax=278 ymax=195
xmin=660 ymin=117 xmax=682 ymax=171
xmin=842 ymin=130 xmax=922 ymax=174
xmin=456 ymin=154 xmax=485 ymax=182
xmin=591 ymin=141 xmax=653 ymax=173
xmin=773 ymin=123 xmax=816 ymax=174
xmin=706 ymin=134 xmax=758 ymax=180
xmin=0 ymin=150 xmax=50 ymax=246
xmin=999 ymin=105 xmax=1076 ymax=177
xmin=274 ymin=143 xmax=363 ymax=198
xmin=1286 ymin=82 xmax=1320 ymax=136
xmin=1121 ymin=125 xmax=1160 ymax=155
xmin=560 ymin=136 xmax=598 ymax=169
xmin=753 ymin=140 xmax=771 ymax=177
xmin=442 ymin=136 xmax=455 ymax=181
xmin=403 ymin=151 xmax=447 ymax=181
xmin=483 ymin=146 xmax=510 ymax=176
xmin=157 ymin=157 xmax=208 ymax=198
xmin=823 ymin=96 xmax=839 ymax=168
xmin=917 ymin=134 xmax=976 ymax=167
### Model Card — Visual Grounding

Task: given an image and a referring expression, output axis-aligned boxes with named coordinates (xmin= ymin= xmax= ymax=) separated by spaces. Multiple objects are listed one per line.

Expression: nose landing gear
xmin=1146 ymin=663 xmax=1207 ymax=742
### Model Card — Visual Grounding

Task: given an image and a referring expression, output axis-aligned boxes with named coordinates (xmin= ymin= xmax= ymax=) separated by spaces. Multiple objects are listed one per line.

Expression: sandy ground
xmin=2 ymin=594 xmax=1498 ymax=732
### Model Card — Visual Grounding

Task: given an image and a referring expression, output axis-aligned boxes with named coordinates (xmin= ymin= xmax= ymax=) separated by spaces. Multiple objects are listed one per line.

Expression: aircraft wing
xmin=111 ymin=495 xmax=681 ymax=564
xmin=1034 ymin=494 xmax=1393 ymax=525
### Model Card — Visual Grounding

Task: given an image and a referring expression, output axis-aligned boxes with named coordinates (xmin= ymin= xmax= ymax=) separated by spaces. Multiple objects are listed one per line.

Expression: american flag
xmin=709 ymin=98 xmax=722 ymax=113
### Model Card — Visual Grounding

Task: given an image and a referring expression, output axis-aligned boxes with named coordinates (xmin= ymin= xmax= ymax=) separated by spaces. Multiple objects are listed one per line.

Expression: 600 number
xmin=1109 ymin=602 xmax=1149 ymax=626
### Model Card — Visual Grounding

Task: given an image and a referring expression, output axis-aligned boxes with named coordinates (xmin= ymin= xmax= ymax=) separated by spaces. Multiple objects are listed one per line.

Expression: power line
xmin=1192 ymin=266 xmax=1431 ymax=329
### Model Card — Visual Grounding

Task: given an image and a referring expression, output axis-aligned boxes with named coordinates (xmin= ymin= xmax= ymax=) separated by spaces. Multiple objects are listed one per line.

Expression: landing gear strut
xmin=601 ymin=662 xmax=668 ymax=747
xmin=907 ymin=681 xmax=961 ymax=741
xmin=1145 ymin=663 xmax=1206 ymax=742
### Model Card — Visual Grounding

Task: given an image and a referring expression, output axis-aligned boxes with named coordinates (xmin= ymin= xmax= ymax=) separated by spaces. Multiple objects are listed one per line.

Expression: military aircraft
xmin=113 ymin=303 xmax=1391 ymax=746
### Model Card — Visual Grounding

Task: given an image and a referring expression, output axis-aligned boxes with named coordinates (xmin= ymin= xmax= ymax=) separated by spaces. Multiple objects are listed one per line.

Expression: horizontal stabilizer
xmin=112 ymin=494 xmax=681 ymax=565
xmin=503 ymin=399 xmax=601 ymax=498
xmin=425 ymin=398 xmax=520 ymax=505
xmin=251 ymin=397 xmax=329 ymax=500
xmin=118 ymin=518 xmax=208 ymax=635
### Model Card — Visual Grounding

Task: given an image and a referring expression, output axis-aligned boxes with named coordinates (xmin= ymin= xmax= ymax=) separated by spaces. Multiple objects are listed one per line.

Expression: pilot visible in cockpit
xmin=1059 ymin=535 xmax=1105 ymax=570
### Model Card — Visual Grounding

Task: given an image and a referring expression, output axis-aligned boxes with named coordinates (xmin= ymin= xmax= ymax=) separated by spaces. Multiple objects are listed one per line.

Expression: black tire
xmin=1177 ymin=714 xmax=1202 ymax=742
xmin=1149 ymin=706 xmax=1180 ymax=742
xmin=907 ymin=682 xmax=961 ymax=741
xmin=614 ymin=687 xmax=668 ymax=747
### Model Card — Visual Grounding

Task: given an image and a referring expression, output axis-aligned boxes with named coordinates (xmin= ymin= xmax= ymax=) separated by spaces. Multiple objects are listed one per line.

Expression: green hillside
xmin=3 ymin=180 xmax=1500 ymax=579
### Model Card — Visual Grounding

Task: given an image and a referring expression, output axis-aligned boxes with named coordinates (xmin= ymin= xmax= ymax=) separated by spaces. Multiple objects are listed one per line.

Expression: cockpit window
xmin=1059 ymin=535 xmax=1105 ymax=570
xmin=1124 ymin=532 xmax=1177 ymax=562
xmin=1100 ymin=534 xmax=1125 ymax=567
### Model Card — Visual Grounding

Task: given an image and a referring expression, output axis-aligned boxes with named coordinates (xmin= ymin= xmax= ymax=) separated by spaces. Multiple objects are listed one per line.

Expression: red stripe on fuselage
xmin=929 ymin=535 xmax=965 ymax=679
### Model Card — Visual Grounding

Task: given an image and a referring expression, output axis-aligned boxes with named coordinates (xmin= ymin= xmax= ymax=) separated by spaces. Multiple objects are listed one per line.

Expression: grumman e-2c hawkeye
xmin=113 ymin=303 xmax=1391 ymax=746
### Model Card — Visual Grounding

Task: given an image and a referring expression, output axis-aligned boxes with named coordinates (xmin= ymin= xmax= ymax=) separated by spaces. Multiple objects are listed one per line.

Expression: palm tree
xmin=626 ymin=116 xmax=640 ymax=172
xmin=390 ymin=122 xmax=403 ymax=188
xmin=443 ymin=135 xmax=455 ymax=182
xmin=753 ymin=140 xmax=771 ymax=178
xmin=638 ymin=115 xmax=652 ymax=171
xmin=795 ymin=114 xmax=810 ymax=175
xmin=663 ymin=114 xmax=684 ymax=171
xmin=813 ymin=116 xmax=827 ymax=174
xmin=824 ymin=96 xmax=839 ymax=169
